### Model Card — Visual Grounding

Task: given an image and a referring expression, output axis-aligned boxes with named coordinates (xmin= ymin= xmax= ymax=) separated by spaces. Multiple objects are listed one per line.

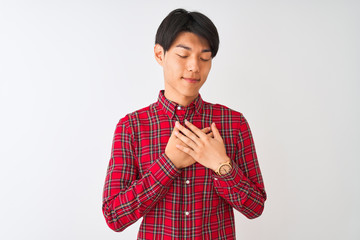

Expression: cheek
xmin=202 ymin=63 xmax=212 ymax=77
xmin=164 ymin=59 xmax=183 ymax=75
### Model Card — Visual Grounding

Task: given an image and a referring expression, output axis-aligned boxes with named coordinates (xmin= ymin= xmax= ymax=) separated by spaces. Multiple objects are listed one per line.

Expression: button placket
xmin=182 ymin=171 xmax=191 ymax=221
xmin=175 ymin=105 xmax=186 ymax=122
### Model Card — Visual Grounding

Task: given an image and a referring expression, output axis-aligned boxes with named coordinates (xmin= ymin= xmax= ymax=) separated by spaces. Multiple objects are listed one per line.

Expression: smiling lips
xmin=182 ymin=77 xmax=200 ymax=83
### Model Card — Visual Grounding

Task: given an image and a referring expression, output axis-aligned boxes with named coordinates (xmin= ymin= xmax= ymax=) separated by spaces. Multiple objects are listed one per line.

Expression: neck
xmin=164 ymin=90 xmax=198 ymax=107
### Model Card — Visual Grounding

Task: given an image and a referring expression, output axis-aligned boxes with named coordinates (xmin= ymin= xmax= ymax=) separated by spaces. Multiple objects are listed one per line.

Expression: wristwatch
xmin=215 ymin=160 xmax=232 ymax=176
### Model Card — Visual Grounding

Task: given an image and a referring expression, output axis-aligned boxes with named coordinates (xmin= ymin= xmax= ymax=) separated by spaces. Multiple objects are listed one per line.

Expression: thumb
xmin=171 ymin=121 xmax=179 ymax=137
xmin=211 ymin=122 xmax=222 ymax=140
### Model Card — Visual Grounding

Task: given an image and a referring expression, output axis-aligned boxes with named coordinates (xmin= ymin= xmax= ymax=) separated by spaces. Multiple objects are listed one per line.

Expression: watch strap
xmin=215 ymin=160 xmax=232 ymax=176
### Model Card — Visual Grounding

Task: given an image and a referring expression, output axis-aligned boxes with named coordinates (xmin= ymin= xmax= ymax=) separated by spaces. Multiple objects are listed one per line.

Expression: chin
xmin=181 ymin=89 xmax=199 ymax=98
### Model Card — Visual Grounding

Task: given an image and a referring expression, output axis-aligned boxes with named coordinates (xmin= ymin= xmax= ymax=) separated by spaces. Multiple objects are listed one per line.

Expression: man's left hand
xmin=174 ymin=120 xmax=230 ymax=171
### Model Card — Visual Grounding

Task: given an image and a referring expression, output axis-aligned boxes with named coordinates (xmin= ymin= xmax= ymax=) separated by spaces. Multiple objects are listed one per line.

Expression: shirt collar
xmin=156 ymin=90 xmax=204 ymax=119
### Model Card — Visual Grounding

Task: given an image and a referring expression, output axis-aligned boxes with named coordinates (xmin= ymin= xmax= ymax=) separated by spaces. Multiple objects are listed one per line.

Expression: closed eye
xmin=176 ymin=54 xmax=210 ymax=61
xmin=176 ymin=54 xmax=188 ymax=58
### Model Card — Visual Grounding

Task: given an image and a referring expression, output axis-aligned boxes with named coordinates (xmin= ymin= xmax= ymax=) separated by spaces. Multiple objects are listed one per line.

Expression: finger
xmin=211 ymin=122 xmax=222 ymax=140
xmin=202 ymin=127 xmax=213 ymax=137
xmin=174 ymin=128 xmax=198 ymax=149
xmin=176 ymin=124 xmax=212 ymax=140
xmin=169 ymin=126 xmax=176 ymax=138
xmin=184 ymin=120 xmax=207 ymax=139
xmin=175 ymin=144 xmax=195 ymax=158
xmin=175 ymin=121 xmax=201 ymax=144
xmin=201 ymin=127 xmax=211 ymax=133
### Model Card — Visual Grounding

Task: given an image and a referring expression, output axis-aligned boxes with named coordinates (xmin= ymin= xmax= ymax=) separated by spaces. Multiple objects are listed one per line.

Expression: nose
xmin=186 ymin=57 xmax=200 ymax=73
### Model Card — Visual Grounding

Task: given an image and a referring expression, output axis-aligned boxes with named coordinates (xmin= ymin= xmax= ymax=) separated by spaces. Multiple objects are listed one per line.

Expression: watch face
xmin=219 ymin=164 xmax=232 ymax=175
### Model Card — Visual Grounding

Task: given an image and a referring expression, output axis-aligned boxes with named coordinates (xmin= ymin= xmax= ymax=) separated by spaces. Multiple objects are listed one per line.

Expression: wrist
xmin=211 ymin=156 xmax=231 ymax=172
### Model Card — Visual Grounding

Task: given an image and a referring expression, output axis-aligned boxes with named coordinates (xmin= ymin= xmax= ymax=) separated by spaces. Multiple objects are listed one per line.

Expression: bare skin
xmin=165 ymin=125 xmax=213 ymax=169
xmin=155 ymin=32 xmax=230 ymax=171
xmin=174 ymin=120 xmax=230 ymax=171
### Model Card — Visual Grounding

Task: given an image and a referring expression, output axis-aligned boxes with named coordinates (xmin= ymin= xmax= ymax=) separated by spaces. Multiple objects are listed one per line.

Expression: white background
xmin=1 ymin=0 xmax=359 ymax=239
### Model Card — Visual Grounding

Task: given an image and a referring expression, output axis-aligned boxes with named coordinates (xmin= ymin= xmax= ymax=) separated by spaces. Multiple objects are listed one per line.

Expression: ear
xmin=154 ymin=44 xmax=165 ymax=66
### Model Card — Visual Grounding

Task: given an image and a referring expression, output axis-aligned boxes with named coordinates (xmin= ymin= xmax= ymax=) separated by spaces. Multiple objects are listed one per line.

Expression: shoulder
xmin=202 ymin=100 xmax=254 ymax=139
xmin=116 ymin=102 xmax=158 ymax=132
xmin=202 ymin=100 xmax=244 ymax=122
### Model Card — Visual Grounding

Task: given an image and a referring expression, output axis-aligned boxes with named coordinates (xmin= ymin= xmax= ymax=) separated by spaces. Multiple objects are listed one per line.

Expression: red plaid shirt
xmin=102 ymin=90 xmax=266 ymax=239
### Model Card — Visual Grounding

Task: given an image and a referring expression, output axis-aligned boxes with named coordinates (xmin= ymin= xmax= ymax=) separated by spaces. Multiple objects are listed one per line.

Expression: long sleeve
xmin=102 ymin=116 xmax=181 ymax=232
xmin=213 ymin=114 xmax=267 ymax=219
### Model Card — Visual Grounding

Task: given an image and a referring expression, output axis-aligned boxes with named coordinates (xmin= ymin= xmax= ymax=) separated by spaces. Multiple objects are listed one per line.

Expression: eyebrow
xmin=175 ymin=44 xmax=211 ymax=53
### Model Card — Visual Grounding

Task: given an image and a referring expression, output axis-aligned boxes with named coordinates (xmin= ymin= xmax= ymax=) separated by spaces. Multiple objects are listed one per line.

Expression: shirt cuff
xmin=213 ymin=162 xmax=244 ymax=189
xmin=149 ymin=153 xmax=182 ymax=187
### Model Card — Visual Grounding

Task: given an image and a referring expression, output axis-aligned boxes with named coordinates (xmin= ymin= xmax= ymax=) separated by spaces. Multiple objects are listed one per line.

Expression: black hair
xmin=155 ymin=8 xmax=219 ymax=58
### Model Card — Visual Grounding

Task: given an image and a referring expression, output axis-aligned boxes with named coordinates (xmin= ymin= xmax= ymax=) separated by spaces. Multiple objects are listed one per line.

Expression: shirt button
xmin=186 ymin=180 xmax=190 ymax=184
xmin=214 ymin=178 xmax=218 ymax=181
xmin=177 ymin=105 xmax=182 ymax=110
xmin=185 ymin=211 xmax=190 ymax=216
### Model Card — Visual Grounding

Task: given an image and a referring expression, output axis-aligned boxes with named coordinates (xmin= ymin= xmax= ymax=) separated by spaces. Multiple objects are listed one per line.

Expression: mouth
xmin=182 ymin=77 xmax=200 ymax=83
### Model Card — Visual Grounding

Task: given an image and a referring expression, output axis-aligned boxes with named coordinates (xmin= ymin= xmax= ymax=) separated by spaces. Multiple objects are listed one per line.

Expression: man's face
xmin=155 ymin=32 xmax=212 ymax=104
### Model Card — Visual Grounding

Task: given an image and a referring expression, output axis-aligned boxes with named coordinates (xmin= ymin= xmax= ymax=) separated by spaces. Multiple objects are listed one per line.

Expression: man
xmin=102 ymin=8 xmax=266 ymax=239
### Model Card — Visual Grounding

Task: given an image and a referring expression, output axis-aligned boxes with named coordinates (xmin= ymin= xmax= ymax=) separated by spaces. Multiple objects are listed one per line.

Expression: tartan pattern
xmin=102 ymin=90 xmax=266 ymax=239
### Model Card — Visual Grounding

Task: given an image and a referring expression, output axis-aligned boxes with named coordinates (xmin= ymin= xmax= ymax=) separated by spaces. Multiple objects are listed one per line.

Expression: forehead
xmin=169 ymin=32 xmax=210 ymax=51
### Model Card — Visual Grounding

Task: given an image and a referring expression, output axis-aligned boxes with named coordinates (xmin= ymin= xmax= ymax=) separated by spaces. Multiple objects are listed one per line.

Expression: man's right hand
xmin=165 ymin=123 xmax=213 ymax=169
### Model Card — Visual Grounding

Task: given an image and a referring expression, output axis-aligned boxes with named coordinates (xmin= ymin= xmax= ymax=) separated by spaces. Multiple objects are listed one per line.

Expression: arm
xmin=212 ymin=114 xmax=267 ymax=219
xmin=174 ymin=115 xmax=266 ymax=219
xmin=102 ymin=116 xmax=181 ymax=232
